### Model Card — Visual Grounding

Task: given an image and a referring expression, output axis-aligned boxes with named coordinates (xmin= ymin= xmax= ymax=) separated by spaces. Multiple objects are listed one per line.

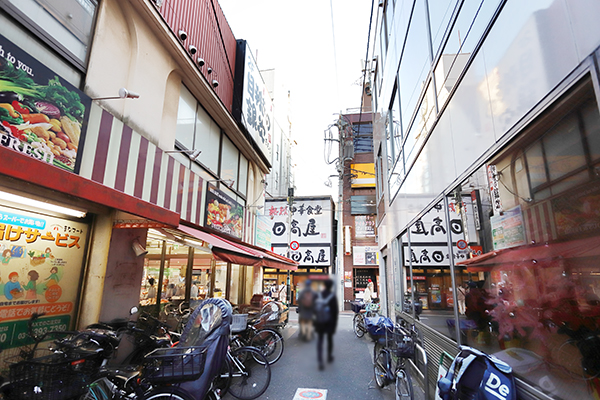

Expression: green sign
xmin=0 ymin=314 xmax=70 ymax=348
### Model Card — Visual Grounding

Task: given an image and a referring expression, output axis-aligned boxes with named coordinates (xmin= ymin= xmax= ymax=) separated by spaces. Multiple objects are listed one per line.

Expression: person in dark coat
xmin=314 ymin=279 xmax=338 ymax=370
xmin=298 ymin=280 xmax=316 ymax=341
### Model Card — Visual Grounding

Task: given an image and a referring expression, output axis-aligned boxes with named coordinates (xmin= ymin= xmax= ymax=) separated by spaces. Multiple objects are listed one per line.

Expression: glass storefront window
xmin=213 ymin=261 xmax=227 ymax=298
xmin=444 ymin=80 xmax=600 ymax=400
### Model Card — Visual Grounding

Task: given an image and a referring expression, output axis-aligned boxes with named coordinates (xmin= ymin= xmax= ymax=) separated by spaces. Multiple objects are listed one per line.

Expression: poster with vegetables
xmin=0 ymin=34 xmax=90 ymax=173
xmin=0 ymin=206 xmax=88 ymax=349
xmin=204 ymin=184 xmax=244 ymax=239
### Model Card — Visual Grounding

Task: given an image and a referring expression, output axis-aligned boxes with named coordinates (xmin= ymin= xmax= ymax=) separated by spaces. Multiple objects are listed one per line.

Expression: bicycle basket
xmin=143 ymin=346 xmax=207 ymax=384
xmin=8 ymin=352 xmax=99 ymax=400
xmin=231 ymin=314 xmax=248 ymax=333
xmin=365 ymin=316 xmax=393 ymax=342
xmin=350 ymin=301 xmax=365 ymax=313
xmin=392 ymin=330 xmax=415 ymax=359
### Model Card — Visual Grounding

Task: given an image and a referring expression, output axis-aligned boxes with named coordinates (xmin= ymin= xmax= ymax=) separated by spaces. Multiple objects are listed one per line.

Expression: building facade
xmin=0 ymin=0 xmax=296 ymax=360
xmin=337 ymin=111 xmax=379 ymax=310
xmin=371 ymin=0 xmax=600 ymax=399
xmin=264 ymin=196 xmax=335 ymax=304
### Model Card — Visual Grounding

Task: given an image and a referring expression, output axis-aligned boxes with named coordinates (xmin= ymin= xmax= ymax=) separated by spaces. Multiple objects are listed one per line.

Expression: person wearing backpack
xmin=314 ymin=278 xmax=338 ymax=370
xmin=298 ymin=280 xmax=316 ymax=341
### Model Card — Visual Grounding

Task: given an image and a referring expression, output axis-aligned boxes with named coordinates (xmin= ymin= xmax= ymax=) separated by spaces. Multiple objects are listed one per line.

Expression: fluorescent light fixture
xmin=0 ymin=191 xmax=86 ymax=218
xmin=148 ymin=228 xmax=168 ymax=238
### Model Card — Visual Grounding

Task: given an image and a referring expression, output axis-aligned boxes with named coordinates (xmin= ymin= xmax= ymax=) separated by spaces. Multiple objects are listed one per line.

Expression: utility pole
xmin=335 ymin=114 xmax=346 ymax=311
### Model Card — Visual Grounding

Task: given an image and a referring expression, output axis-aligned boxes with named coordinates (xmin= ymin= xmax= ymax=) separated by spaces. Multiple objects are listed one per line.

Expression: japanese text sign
xmin=0 ymin=206 xmax=87 ymax=348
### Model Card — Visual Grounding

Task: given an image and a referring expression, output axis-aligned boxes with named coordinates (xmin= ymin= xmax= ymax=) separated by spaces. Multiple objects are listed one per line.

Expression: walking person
xmin=314 ymin=279 xmax=338 ymax=370
xmin=298 ymin=280 xmax=316 ymax=341
xmin=363 ymin=280 xmax=375 ymax=304
xmin=457 ymin=283 xmax=467 ymax=315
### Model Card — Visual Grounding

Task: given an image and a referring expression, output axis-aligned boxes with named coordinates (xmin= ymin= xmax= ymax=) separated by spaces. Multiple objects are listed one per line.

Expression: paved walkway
xmin=224 ymin=310 xmax=397 ymax=400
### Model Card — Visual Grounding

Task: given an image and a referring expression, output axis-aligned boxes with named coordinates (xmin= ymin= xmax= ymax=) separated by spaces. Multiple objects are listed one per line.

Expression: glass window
xmin=428 ymin=0 xmax=459 ymax=57
xmin=398 ymin=0 xmax=430 ymax=133
xmin=220 ymin=135 xmax=239 ymax=186
xmin=5 ymin=0 xmax=97 ymax=65
xmin=441 ymin=83 xmax=600 ymax=400
xmin=544 ymin=114 xmax=586 ymax=182
xmin=175 ymin=87 xmax=196 ymax=150
xmin=354 ymin=123 xmax=374 ymax=153
xmin=583 ymin=102 xmax=600 ymax=163
xmin=238 ymin=154 xmax=249 ymax=196
xmin=433 ymin=0 xmax=501 ymax=108
xmin=175 ymin=85 xmax=221 ymax=173
xmin=403 ymin=82 xmax=435 ymax=171
xmin=213 ymin=261 xmax=227 ymax=298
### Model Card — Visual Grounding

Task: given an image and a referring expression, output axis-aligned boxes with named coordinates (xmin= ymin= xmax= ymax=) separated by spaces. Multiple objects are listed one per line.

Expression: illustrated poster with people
xmin=0 ymin=206 xmax=87 ymax=348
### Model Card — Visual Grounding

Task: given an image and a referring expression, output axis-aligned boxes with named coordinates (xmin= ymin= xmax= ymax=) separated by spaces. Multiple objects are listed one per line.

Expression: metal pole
xmin=155 ymin=240 xmax=166 ymax=317
xmin=287 ymin=187 xmax=294 ymax=306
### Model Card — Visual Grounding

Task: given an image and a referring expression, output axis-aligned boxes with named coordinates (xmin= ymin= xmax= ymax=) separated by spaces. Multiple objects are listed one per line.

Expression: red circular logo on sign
xmin=290 ymin=241 xmax=300 ymax=251
xmin=456 ymin=239 xmax=468 ymax=250
xmin=45 ymin=285 xmax=62 ymax=303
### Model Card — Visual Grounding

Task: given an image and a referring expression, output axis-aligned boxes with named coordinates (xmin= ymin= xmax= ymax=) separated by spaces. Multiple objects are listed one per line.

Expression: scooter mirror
xmin=130 ymin=306 xmax=139 ymax=315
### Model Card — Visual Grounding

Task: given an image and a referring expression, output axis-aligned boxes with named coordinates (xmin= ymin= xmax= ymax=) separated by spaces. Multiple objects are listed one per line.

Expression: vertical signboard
xmin=265 ymin=197 xmax=333 ymax=267
xmin=0 ymin=206 xmax=87 ymax=348
xmin=204 ymin=184 xmax=244 ymax=239
xmin=255 ymin=215 xmax=272 ymax=250
xmin=0 ymin=34 xmax=91 ymax=173
xmin=232 ymin=40 xmax=273 ymax=162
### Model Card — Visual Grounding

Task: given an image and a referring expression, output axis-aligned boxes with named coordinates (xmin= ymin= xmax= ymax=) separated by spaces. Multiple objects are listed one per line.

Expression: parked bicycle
xmin=352 ymin=300 xmax=380 ymax=338
xmin=371 ymin=318 xmax=417 ymax=400
xmin=229 ymin=313 xmax=284 ymax=365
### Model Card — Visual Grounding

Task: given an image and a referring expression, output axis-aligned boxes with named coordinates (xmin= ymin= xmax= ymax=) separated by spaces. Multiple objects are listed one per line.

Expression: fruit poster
xmin=204 ymin=184 xmax=244 ymax=239
xmin=0 ymin=34 xmax=91 ymax=173
xmin=0 ymin=206 xmax=88 ymax=348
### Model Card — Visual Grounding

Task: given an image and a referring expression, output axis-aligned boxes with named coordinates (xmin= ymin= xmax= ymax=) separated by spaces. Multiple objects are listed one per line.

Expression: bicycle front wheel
xmin=144 ymin=387 xmax=195 ymax=400
xmin=353 ymin=314 xmax=365 ymax=338
xmin=374 ymin=348 xmax=389 ymax=388
xmin=228 ymin=346 xmax=271 ymax=400
xmin=395 ymin=368 xmax=413 ymax=400
xmin=250 ymin=329 xmax=284 ymax=365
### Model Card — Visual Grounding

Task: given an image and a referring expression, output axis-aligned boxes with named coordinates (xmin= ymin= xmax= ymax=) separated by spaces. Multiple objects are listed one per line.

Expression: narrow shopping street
xmin=222 ymin=310 xmax=396 ymax=400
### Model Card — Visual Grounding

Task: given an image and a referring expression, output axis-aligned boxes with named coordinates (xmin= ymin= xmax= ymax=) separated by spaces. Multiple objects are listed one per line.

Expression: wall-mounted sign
xmin=265 ymin=197 xmax=333 ymax=267
xmin=0 ymin=206 xmax=88 ymax=349
xmin=490 ymin=205 xmax=527 ymax=250
xmin=355 ymin=215 xmax=376 ymax=238
xmin=254 ymin=215 xmax=272 ymax=250
xmin=233 ymin=40 xmax=273 ymax=162
xmin=204 ymin=184 xmax=243 ymax=239
xmin=353 ymin=246 xmax=378 ymax=266
xmin=0 ymin=34 xmax=91 ymax=173
xmin=350 ymin=163 xmax=376 ymax=188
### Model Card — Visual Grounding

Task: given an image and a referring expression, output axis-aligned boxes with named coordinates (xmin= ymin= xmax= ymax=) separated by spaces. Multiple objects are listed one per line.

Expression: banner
xmin=0 ymin=206 xmax=88 ymax=348
xmin=0 ymin=34 xmax=91 ymax=173
xmin=204 ymin=184 xmax=244 ymax=239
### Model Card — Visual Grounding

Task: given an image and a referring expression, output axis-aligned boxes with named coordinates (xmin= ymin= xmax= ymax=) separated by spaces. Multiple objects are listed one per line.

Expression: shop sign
xmin=344 ymin=270 xmax=352 ymax=287
xmin=490 ymin=205 xmax=527 ymax=250
xmin=232 ymin=40 xmax=273 ymax=162
xmin=405 ymin=196 xmax=478 ymax=266
xmin=353 ymin=246 xmax=378 ymax=266
xmin=0 ymin=34 xmax=91 ymax=173
xmin=487 ymin=164 xmax=503 ymax=215
xmin=0 ymin=206 xmax=87 ymax=348
xmin=204 ymin=184 xmax=243 ymax=239
xmin=354 ymin=215 xmax=376 ymax=238
xmin=254 ymin=215 xmax=272 ymax=250
xmin=271 ymin=243 xmax=331 ymax=267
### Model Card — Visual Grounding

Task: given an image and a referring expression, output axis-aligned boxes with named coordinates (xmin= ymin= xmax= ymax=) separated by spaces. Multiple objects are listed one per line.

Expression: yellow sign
xmin=0 ymin=207 xmax=87 ymax=348
xmin=351 ymin=163 xmax=376 ymax=188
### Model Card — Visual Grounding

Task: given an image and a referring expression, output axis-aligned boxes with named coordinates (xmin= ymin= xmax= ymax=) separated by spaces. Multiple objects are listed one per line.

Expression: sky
xmin=219 ymin=0 xmax=374 ymax=198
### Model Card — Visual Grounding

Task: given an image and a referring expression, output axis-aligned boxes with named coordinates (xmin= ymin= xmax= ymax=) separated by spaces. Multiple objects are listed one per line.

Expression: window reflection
xmin=433 ymin=0 xmax=501 ymax=108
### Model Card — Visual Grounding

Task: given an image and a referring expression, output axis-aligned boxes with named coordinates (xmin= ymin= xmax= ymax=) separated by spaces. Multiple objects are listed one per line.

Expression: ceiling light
xmin=0 ymin=190 xmax=87 ymax=218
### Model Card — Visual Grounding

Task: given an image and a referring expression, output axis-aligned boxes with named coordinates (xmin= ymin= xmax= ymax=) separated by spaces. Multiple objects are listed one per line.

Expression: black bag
xmin=437 ymin=346 xmax=516 ymax=400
